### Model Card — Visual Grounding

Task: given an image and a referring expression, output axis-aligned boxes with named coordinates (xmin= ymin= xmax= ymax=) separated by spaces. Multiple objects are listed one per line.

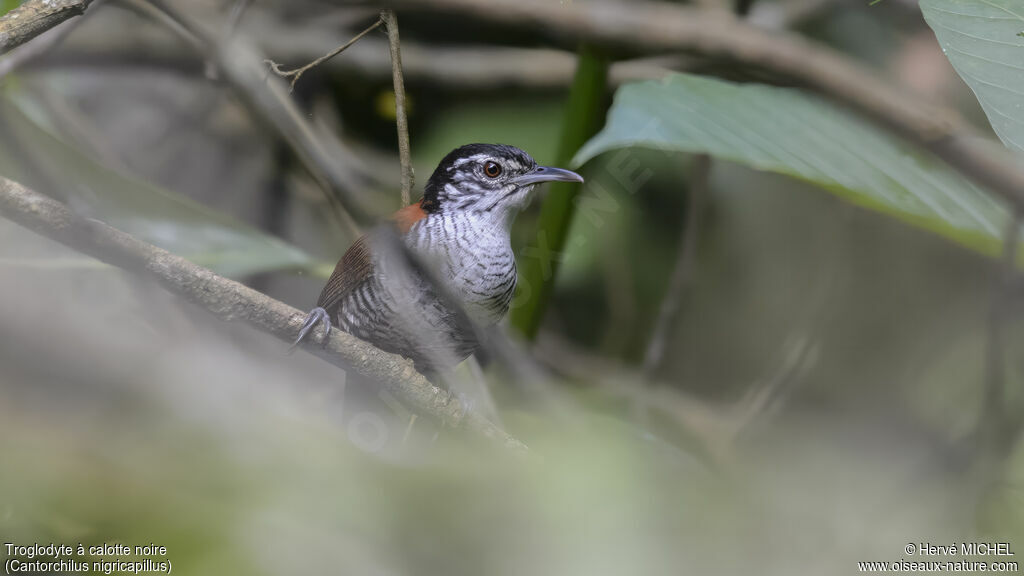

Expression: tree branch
xmin=265 ymin=17 xmax=383 ymax=93
xmin=374 ymin=0 xmax=1024 ymax=212
xmin=0 ymin=175 xmax=529 ymax=454
xmin=0 ymin=0 xmax=95 ymax=54
xmin=381 ymin=9 xmax=414 ymax=206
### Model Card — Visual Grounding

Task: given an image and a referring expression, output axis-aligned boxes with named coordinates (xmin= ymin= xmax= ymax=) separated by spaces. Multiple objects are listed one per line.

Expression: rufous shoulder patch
xmin=391 ymin=201 xmax=428 ymax=233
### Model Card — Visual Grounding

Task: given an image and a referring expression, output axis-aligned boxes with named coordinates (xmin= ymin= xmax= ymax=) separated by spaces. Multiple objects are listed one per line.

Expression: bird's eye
xmin=483 ymin=161 xmax=503 ymax=178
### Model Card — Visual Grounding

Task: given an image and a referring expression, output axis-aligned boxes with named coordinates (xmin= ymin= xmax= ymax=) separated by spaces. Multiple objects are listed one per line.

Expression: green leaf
xmin=574 ymin=73 xmax=1022 ymax=262
xmin=921 ymin=0 xmax=1024 ymax=153
xmin=0 ymin=96 xmax=318 ymax=278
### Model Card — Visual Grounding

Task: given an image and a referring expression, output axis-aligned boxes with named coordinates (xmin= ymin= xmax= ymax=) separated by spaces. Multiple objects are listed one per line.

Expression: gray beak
xmin=513 ymin=165 xmax=585 ymax=186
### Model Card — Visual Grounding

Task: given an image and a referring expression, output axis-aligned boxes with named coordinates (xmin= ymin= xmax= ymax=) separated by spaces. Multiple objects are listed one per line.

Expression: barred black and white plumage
xmin=294 ymin=144 xmax=584 ymax=376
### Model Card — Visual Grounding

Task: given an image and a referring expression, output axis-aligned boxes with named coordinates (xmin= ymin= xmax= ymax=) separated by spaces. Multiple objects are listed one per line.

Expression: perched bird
xmin=294 ymin=143 xmax=583 ymax=376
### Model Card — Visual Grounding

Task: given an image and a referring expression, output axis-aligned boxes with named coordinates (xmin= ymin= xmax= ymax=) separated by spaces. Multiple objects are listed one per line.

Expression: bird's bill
xmin=513 ymin=166 xmax=585 ymax=186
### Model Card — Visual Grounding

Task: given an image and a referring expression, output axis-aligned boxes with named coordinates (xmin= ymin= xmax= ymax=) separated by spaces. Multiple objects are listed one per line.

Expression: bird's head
xmin=421 ymin=143 xmax=583 ymax=216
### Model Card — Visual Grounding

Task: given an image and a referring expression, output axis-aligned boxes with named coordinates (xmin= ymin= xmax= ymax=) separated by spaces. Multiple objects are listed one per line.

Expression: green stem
xmin=510 ymin=45 xmax=609 ymax=340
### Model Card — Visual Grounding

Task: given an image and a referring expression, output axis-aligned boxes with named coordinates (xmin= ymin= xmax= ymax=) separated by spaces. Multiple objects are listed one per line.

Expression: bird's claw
xmin=291 ymin=306 xmax=332 ymax=351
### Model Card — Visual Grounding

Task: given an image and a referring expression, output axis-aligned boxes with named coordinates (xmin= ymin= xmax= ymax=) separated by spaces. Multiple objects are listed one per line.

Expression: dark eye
xmin=483 ymin=161 xmax=502 ymax=178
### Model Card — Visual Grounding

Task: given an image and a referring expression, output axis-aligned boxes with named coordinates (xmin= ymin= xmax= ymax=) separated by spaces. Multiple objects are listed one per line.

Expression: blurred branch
xmin=0 ymin=0 xmax=95 ymax=54
xmin=642 ymin=155 xmax=710 ymax=376
xmin=374 ymin=0 xmax=1024 ymax=212
xmin=265 ymin=16 xmax=383 ymax=92
xmin=0 ymin=176 xmax=529 ymax=453
xmin=381 ymin=9 xmax=413 ymax=206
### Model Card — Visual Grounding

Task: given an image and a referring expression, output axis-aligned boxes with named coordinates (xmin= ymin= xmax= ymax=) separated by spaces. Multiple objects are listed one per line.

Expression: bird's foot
xmin=290 ymin=306 xmax=332 ymax=351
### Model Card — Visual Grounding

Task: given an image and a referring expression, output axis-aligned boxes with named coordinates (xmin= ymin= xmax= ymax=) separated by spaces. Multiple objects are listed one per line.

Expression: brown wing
xmin=315 ymin=235 xmax=373 ymax=316
xmin=315 ymin=201 xmax=428 ymax=315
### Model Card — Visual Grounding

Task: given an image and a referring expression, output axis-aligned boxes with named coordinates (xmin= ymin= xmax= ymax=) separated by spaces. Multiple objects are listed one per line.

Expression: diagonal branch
xmin=0 ymin=0 xmax=95 ymax=54
xmin=0 ymin=175 xmax=529 ymax=454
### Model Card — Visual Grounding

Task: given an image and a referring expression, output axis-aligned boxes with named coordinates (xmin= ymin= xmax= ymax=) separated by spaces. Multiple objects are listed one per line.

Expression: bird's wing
xmin=315 ymin=201 xmax=428 ymax=316
xmin=316 ymin=234 xmax=373 ymax=315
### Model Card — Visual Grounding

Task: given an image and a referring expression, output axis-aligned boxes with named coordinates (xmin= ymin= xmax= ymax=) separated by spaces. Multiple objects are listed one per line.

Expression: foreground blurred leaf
xmin=921 ymin=0 xmax=1024 ymax=153
xmin=575 ymin=73 xmax=1023 ymax=262
xmin=0 ymin=97 xmax=316 ymax=277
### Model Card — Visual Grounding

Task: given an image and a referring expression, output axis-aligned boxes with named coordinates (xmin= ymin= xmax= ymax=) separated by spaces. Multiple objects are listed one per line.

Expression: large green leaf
xmin=0 ymin=96 xmax=317 ymax=277
xmin=574 ymin=73 xmax=1021 ymax=261
xmin=921 ymin=0 xmax=1024 ymax=153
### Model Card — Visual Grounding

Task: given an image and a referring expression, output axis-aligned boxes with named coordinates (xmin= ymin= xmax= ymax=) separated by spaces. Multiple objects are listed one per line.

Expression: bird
xmin=293 ymin=143 xmax=584 ymax=377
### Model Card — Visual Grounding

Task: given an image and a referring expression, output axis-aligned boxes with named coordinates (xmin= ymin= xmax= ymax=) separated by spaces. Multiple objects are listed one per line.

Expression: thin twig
xmin=642 ymin=155 xmax=710 ymax=376
xmin=0 ymin=176 xmax=528 ymax=454
xmin=264 ymin=17 xmax=383 ymax=93
xmin=381 ymin=9 xmax=413 ymax=206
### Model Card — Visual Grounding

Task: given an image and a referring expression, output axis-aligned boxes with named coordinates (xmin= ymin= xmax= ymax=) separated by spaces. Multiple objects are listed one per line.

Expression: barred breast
xmin=334 ymin=210 xmax=516 ymax=374
xmin=407 ymin=210 xmax=517 ymax=327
